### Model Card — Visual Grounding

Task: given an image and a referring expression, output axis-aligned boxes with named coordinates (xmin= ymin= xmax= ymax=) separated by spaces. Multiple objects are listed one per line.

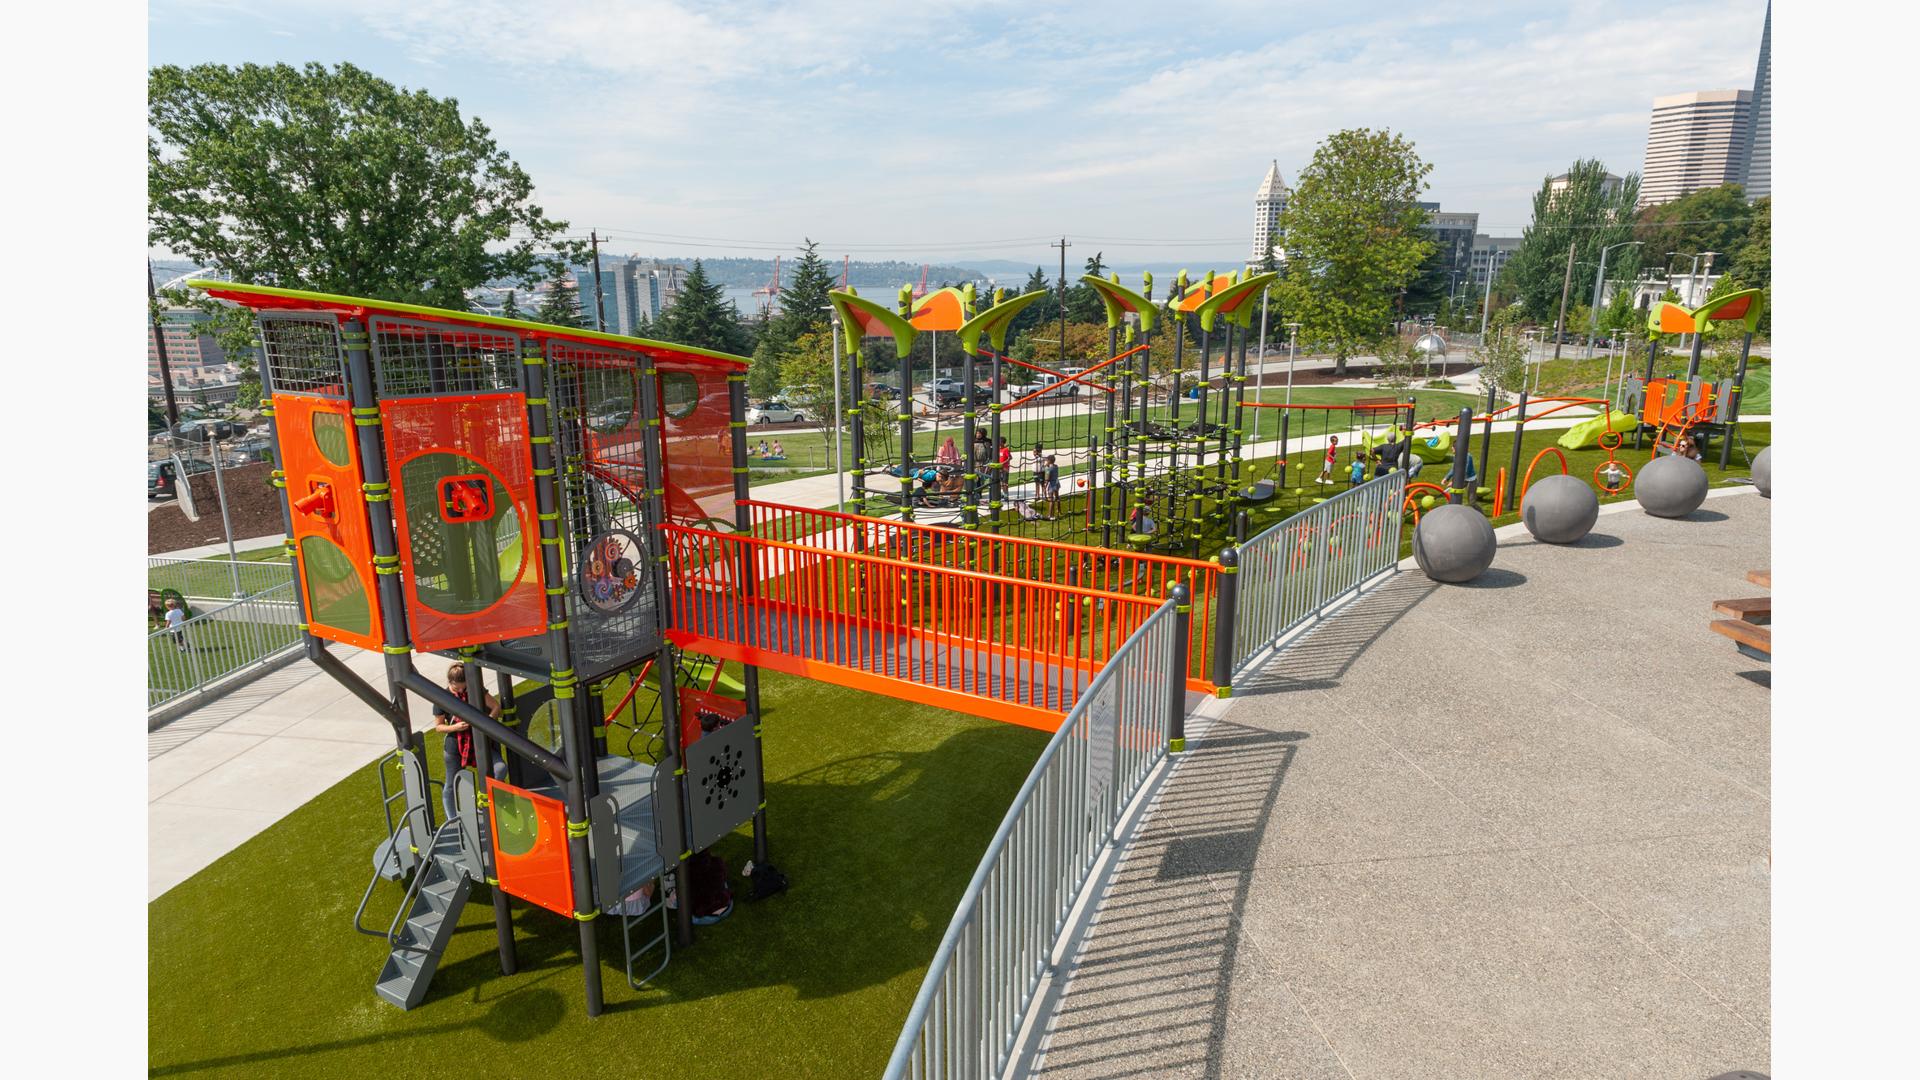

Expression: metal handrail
xmin=882 ymin=597 xmax=1179 ymax=1079
xmin=352 ymin=804 xmax=435 ymax=952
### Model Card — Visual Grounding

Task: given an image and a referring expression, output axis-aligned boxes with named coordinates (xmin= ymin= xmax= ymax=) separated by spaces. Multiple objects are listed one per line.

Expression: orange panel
xmin=381 ymin=393 xmax=547 ymax=651
xmin=487 ymin=779 xmax=575 ymax=916
xmin=274 ymin=393 xmax=383 ymax=651
xmin=656 ymin=361 xmax=736 ymax=526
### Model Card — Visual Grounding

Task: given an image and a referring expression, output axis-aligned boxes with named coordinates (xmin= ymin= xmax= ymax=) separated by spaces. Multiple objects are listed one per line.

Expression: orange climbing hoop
xmin=1401 ymin=482 xmax=1451 ymax=524
xmin=1519 ymin=447 xmax=1570 ymax=506
xmin=1595 ymin=429 xmax=1632 ymax=493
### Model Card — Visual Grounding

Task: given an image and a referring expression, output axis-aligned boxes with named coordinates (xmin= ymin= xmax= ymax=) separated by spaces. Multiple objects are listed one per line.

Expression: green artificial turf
xmin=149 ymin=668 xmax=1048 ymax=1079
xmin=147 ymin=616 xmax=301 ymax=698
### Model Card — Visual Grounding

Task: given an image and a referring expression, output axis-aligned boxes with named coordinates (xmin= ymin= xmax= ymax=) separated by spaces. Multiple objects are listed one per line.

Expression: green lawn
xmin=1525 ymin=354 xmax=1773 ymax=416
xmin=149 ymin=668 xmax=1048 ymax=1079
xmin=748 ymin=386 xmax=1483 ymax=487
xmin=148 ymin=614 xmax=301 ymax=701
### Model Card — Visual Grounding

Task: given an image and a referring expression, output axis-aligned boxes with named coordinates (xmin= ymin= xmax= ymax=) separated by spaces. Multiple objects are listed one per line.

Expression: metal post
xmin=465 ymin=658 xmax=517 ymax=977
xmin=830 ymin=311 xmax=845 ymax=511
xmin=1100 ymin=323 xmax=1119 ymax=547
xmin=1251 ymin=289 xmax=1269 ymax=447
xmin=988 ymin=349 xmax=1003 ymax=532
xmin=1552 ymin=241 xmax=1576 ymax=362
xmin=519 ymin=333 xmax=605 ymax=1015
xmin=1446 ymin=406 xmax=1472 ymax=504
xmin=1477 ymin=382 xmax=1495 ymax=508
xmin=1167 ymin=582 xmax=1191 ymax=753
xmin=590 ymin=231 xmax=607 ymax=332
xmin=1210 ymin=546 xmax=1239 ymax=693
xmin=1479 ymin=254 xmax=1496 ymax=340
xmin=1684 ymin=323 xmax=1706 ymax=384
xmin=963 ymin=333 xmax=979 ymax=530
xmin=728 ymin=373 xmax=770 ymax=864
xmin=205 ymin=428 xmax=240 ymax=593
xmin=898 ymin=285 xmax=916 ymax=522
xmin=147 ymin=259 xmax=181 ymax=427
xmin=636 ymin=369 xmax=694 ymax=950
xmin=1500 ymin=391 xmax=1529 ymax=516
xmin=656 ymin=647 xmax=695 ymax=948
xmin=1718 ymin=331 xmax=1754 ymax=471
xmin=850 ymin=333 xmax=867 ymax=515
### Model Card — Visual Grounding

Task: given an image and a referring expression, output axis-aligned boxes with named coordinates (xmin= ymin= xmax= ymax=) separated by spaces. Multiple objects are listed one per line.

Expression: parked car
xmin=931 ymin=384 xmax=995 ymax=409
xmin=747 ymin=401 xmax=808 ymax=424
xmin=868 ymin=384 xmax=902 ymax=400
xmin=172 ymin=418 xmax=240 ymax=442
xmin=148 ymin=458 xmax=212 ymax=500
xmin=1035 ymin=368 xmax=1086 ymax=398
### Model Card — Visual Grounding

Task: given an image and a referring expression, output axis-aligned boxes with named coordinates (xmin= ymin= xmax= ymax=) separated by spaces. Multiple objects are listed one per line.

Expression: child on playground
xmin=1316 ymin=435 xmax=1341 ymax=484
xmin=1348 ymin=453 xmax=1367 ymax=487
xmin=769 ymin=439 xmax=784 ymax=459
xmin=936 ymin=436 xmax=960 ymax=468
xmin=432 ymin=662 xmax=506 ymax=820
xmin=164 ymin=596 xmax=188 ymax=651
xmin=1043 ymin=455 xmax=1062 ymax=519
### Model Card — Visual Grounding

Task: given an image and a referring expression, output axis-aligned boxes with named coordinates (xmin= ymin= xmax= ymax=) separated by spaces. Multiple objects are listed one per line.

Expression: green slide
xmin=1557 ymin=411 xmax=1633 ymax=451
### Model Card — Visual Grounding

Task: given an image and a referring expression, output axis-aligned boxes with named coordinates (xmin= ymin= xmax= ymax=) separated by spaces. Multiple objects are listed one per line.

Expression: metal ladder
xmin=356 ymin=765 xmax=481 ymax=1010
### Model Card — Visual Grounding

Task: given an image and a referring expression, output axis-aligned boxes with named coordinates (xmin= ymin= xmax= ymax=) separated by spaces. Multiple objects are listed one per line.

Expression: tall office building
xmin=1469 ymin=235 xmax=1522 ymax=288
xmin=1252 ymin=161 xmax=1289 ymax=263
xmin=1419 ymin=203 xmax=1479 ymax=285
xmin=1547 ymin=170 xmax=1624 ymax=207
xmin=1743 ymin=1 xmax=1771 ymax=200
xmin=573 ymin=267 xmax=621 ymax=332
xmin=1638 ymin=89 xmax=1753 ymax=208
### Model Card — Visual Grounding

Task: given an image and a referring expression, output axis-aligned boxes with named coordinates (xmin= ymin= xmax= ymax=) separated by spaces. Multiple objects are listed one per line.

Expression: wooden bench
xmin=1710 ymin=569 xmax=1771 ymax=662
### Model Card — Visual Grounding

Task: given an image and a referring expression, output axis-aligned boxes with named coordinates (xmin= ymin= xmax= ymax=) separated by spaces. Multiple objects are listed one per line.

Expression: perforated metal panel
xmin=685 ymin=717 xmax=761 ymax=852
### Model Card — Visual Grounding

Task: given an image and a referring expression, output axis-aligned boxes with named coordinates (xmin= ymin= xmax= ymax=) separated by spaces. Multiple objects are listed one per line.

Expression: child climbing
xmin=1349 ymin=453 xmax=1367 ymax=487
xmin=1316 ymin=435 xmax=1341 ymax=484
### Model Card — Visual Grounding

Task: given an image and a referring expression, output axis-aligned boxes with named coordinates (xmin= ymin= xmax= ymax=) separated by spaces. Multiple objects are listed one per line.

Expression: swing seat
xmin=1238 ymin=480 xmax=1276 ymax=502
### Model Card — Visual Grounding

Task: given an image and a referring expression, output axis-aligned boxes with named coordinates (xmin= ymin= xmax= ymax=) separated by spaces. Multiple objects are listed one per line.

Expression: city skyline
xmin=149 ymin=0 xmax=1769 ymax=267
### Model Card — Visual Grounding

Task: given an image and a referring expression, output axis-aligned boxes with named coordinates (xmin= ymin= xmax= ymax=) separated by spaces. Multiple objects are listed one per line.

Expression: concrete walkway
xmin=148 ymin=647 xmax=455 ymax=900
xmin=1026 ymin=492 xmax=1771 ymax=1079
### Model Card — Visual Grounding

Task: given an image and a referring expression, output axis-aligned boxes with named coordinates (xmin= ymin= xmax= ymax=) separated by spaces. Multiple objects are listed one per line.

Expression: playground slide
xmin=1556 ymin=411 xmax=1631 ymax=451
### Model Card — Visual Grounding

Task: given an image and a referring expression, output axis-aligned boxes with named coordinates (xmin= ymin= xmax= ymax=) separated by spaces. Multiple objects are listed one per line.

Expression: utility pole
xmin=148 ymin=259 xmax=180 ymax=427
xmin=1480 ymin=254 xmax=1496 ymax=340
xmin=589 ymin=230 xmax=607 ymax=332
xmin=1551 ymin=240 xmax=1577 ymax=362
xmin=1587 ymin=241 xmax=1642 ymax=359
xmin=1051 ymin=237 xmax=1071 ymax=373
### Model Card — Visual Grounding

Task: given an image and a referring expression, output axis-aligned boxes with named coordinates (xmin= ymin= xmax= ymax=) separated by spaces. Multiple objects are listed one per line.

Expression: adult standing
xmin=432 ymin=661 xmax=504 ymax=820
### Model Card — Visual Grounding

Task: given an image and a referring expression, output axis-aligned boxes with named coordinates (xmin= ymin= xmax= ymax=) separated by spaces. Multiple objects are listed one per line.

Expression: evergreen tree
xmin=1506 ymin=160 xmax=1640 ymax=322
xmin=501 ymin=289 xmax=522 ymax=321
xmin=652 ymin=261 xmax=752 ymax=355
xmin=1009 ymin=266 xmax=1052 ymax=340
xmin=773 ymin=239 xmax=836 ymax=343
xmin=535 ymin=273 xmax=585 ymax=328
xmin=1064 ymin=252 xmax=1108 ymax=324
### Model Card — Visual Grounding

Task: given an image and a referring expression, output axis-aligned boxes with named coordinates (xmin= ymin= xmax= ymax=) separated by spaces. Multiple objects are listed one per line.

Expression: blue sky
xmin=149 ymin=0 xmax=1769 ymax=268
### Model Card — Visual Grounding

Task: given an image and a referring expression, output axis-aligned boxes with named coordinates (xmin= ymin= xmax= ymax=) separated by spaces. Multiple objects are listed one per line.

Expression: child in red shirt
xmin=1315 ymin=435 xmax=1341 ymax=484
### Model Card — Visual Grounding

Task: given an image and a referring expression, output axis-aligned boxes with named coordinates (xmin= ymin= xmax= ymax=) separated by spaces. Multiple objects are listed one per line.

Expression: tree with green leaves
xmin=1065 ymin=252 xmax=1108 ymax=324
xmin=1598 ymin=287 xmax=1638 ymax=337
xmin=773 ymin=240 xmax=837 ymax=343
xmin=535 ymin=274 xmax=585 ymax=329
xmin=1271 ymin=128 xmax=1435 ymax=375
xmin=149 ymin=62 xmax=578 ymax=306
xmin=651 ymin=261 xmax=752 ymax=355
xmin=1505 ymin=160 xmax=1641 ymax=322
xmin=1635 ymin=184 xmax=1754 ymax=275
xmin=501 ymin=290 xmax=523 ymax=321
xmin=1009 ymin=267 xmax=1053 ymax=340
xmin=1474 ymin=323 xmax=1529 ymax=404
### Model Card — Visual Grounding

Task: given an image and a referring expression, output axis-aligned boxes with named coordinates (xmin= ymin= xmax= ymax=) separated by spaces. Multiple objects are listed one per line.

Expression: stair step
xmin=373 ymin=870 xmax=472 ymax=1011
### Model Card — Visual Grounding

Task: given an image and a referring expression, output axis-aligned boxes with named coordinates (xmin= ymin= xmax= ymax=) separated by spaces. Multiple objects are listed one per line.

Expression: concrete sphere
xmin=1521 ymin=474 xmax=1599 ymax=544
xmin=1412 ymin=503 xmax=1497 ymax=583
xmin=1751 ymin=446 xmax=1771 ymax=498
xmin=1635 ymin=453 xmax=1709 ymax=518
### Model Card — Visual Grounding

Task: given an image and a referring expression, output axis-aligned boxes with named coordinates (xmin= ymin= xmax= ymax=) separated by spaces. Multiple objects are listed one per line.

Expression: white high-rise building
xmin=1252 ymin=161 xmax=1289 ymax=263
xmin=1638 ymin=90 xmax=1753 ymax=208
xmin=1743 ymin=1 xmax=1771 ymax=200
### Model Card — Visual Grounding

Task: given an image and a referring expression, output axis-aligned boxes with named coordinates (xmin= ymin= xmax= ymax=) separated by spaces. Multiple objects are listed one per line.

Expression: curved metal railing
xmin=882 ymin=592 xmax=1188 ymax=1079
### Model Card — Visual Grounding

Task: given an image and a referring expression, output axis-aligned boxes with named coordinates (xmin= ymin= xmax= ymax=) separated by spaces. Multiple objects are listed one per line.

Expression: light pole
xmin=1250 ymin=286 xmax=1270 ymax=447
xmin=1667 ymin=250 xmax=1719 ymax=349
xmin=1479 ymin=257 xmax=1497 ymax=340
xmin=1280 ymin=322 xmax=1301 ymax=460
xmin=825 ymin=305 xmax=845 ymax=510
xmin=1587 ymin=240 xmax=1641 ymax=358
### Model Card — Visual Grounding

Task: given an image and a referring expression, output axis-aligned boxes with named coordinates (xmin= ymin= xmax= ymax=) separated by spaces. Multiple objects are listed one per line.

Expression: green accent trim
xmin=1169 ymin=737 xmax=1186 ymax=753
xmin=829 ymin=290 xmax=919 ymax=358
xmin=1213 ymin=686 xmax=1233 ymax=699
xmin=957 ymin=289 xmax=1051 ymax=355
xmin=525 ymin=397 xmax=549 ymax=406
xmin=573 ymin=909 xmax=600 ymax=922
xmin=1079 ymin=275 xmax=1159 ymax=332
xmin=533 ymin=466 xmax=555 ymax=477
xmin=382 ymin=644 xmax=411 ymax=655
xmin=1176 ymin=604 xmax=1192 ymax=614
xmin=185 ymin=280 xmax=753 ymax=367
xmin=529 ymin=435 xmax=553 ymax=445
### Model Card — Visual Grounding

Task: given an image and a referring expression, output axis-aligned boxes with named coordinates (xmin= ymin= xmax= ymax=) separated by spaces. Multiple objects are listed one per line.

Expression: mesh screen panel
xmin=550 ymin=340 xmax=660 ymax=675
xmin=657 ymin=360 xmax=734 ymax=527
xmin=370 ymin=317 xmax=521 ymax=397
xmin=259 ymin=314 xmax=347 ymax=397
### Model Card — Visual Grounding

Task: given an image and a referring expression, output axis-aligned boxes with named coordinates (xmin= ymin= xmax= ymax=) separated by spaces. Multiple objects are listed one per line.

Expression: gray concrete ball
xmin=1635 ymin=453 xmax=1709 ymax=518
xmin=1521 ymin=473 xmax=1599 ymax=544
xmin=1751 ymin=445 xmax=1770 ymax=498
xmin=1411 ymin=503 xmax=1497 ymax=583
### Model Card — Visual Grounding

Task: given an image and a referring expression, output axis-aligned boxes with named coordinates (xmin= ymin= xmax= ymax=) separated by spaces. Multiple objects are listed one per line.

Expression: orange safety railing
xmin=661 ymin=521 xmax=1169 ymax=727
xmin=740 ymin=499 xmax=1223 ymax=683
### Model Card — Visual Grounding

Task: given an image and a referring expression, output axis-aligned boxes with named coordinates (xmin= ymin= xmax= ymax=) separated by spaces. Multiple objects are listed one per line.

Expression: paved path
xmin=148 ymin=647 xmax=455 ymax=900
xmin=1027 ymin=491 xmax=1771 ymax=1079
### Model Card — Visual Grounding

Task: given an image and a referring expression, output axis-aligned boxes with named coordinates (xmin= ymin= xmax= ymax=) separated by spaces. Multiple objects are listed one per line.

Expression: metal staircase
xmin=373 ymin=822 xmax=474 ymax=1009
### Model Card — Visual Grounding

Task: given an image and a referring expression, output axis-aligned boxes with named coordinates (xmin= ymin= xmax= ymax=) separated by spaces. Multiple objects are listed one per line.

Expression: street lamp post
xmin=1251 ymin=287 xmax=1270 ymax=447
xmin=1479 ymin=257 xmax=1497 ymax=340
xmin=1281 ymin=322 xmax=1301 ymax=461
xmin=825 ymin=306 xmax=845 ymax=510
xmin=1587 ymin=240 xmax=1642 ymax=359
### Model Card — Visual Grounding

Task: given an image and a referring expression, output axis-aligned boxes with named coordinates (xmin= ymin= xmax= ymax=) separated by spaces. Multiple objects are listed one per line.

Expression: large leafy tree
xmin=1635 ymin=184 xmax=1754 ymax=277
xmin=1064 ymin=252 xmax=1108 ymax=324
xmin=1272 ymin=128 xmax=1435 ymax=374
xmin=652 ymin=261 xmax=752 ymax=355
xmin=1505 ymin=160 xmax=1641 ymax=322
xmin=773 ymin=240 xmax=837 ymax=343
xmin=149 ymin=62 xmax=578 ymax=305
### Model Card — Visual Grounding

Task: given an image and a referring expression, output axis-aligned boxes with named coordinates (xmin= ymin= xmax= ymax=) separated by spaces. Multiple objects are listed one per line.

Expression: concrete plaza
xmin=1028 ymin=491 xmax=1771 ymax=1079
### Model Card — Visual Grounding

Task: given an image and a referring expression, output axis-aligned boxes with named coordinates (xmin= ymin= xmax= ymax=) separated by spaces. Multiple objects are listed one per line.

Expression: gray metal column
xmin=1168 ymin=582 xmax=1191 ymax=753
xmin=1477 ymin=382 xmax=1496 ymax=508
xmin=1100 ymin=322 xmax=1120 ymax=548
xmin=898 ymin=285 xmax=916 ymax=522
xmin=1445 ymin=407 xmax=1473 ymax=504
xmin=464 ymin=655 xmax=518 ymax=977
xmin=962 ymin=335 xmax=979 ymax=530
xmin=339 ymin=319 xmax=425 ymax=773
xmin=1718 ymin=332 xmax=1754 ymax=471
xmin=521 ymin=334 xmax=605 ymax=1016
xmin=849 ymin=333 xmax=866 ymax=515
xmin=1500 ymin=391 xmax=1529 ymax=516
xmin=988 ymin=350 xmax=1003 ymax=533
xmin=1209 ymin=549 xmax=1239 ymax=694
xmin=729 ymin=371 xmax=770 ymax=865
xmin=638 ymin=360 xmax=695 ymax=949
